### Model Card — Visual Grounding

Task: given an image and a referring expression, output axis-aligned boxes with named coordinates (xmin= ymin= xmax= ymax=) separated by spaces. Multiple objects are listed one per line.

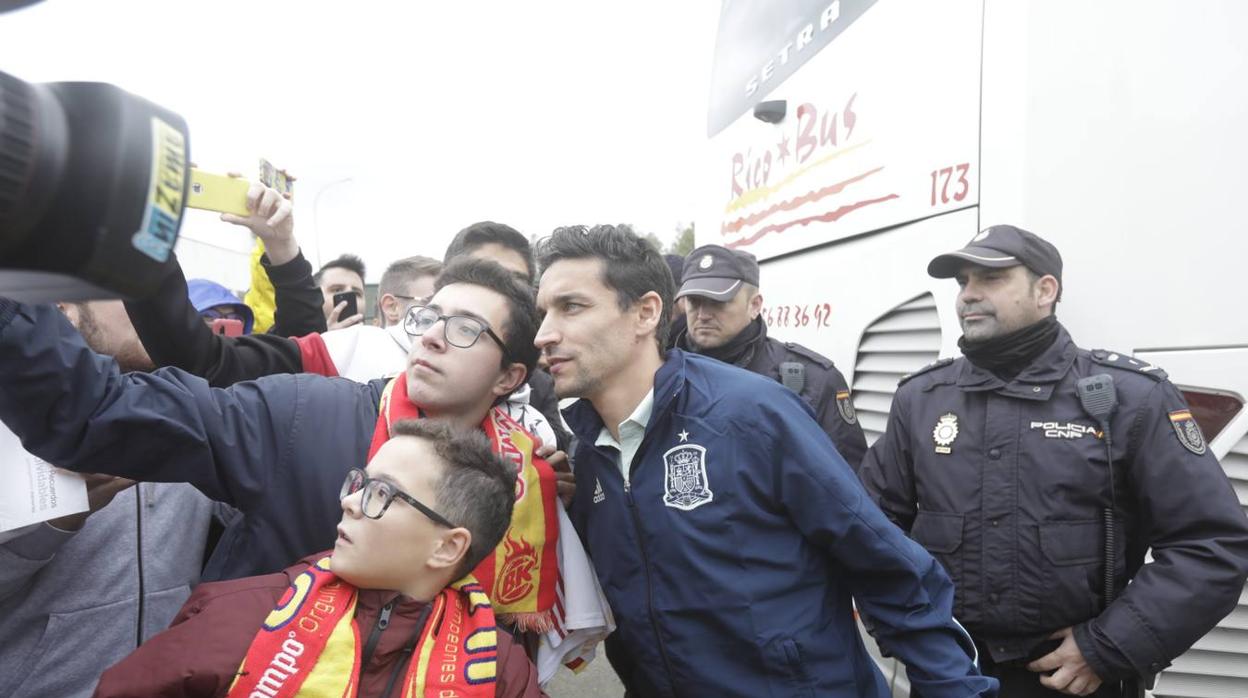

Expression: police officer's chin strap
xmin=1076 ymin=374 xmax=1120 ymax=610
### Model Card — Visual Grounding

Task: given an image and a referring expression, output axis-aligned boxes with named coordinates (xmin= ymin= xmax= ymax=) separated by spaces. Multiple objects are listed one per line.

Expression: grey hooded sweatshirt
xmin=0 ymin=482 xmax=215 ymax=697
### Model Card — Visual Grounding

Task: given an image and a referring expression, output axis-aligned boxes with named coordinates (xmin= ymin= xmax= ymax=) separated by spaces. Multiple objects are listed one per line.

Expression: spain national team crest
xmin=1169 ymin=410 xmax=1207 ymax=455
xmin=662 ymin=443 xmax=713 ymax=511
xmin=835 ymin=390 xmax=857 ymax=425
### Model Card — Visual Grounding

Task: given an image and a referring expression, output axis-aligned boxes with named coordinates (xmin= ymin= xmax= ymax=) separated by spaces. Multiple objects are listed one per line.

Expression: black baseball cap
xmin=927 ymin=224 xmax=1063 ymax=287
xmin=676 ymin=245 xmax=760 ymax=302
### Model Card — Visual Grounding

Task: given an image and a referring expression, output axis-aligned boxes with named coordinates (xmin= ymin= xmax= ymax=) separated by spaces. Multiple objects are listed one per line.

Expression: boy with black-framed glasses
xmin=92 ymin=419 xmax=546 ymax=698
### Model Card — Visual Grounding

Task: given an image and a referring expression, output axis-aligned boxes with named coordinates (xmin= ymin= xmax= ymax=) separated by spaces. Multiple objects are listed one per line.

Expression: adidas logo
xmin=593 ymin=478 xmax=605 ymax=504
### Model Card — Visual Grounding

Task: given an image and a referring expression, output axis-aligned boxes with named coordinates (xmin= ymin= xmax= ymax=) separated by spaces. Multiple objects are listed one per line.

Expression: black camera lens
xmin=0 ymin=70 xmax=191 ymax=300
xmin=0 ymin=71 xmax=69 ymax=254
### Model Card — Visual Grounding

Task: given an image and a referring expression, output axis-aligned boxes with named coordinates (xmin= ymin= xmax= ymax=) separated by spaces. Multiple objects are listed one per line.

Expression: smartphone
xmin=332 ymin=291 xmax=359 ymax=319
xmin=259 ymin=158 xmax=295 ymax=197
xmin=211 ymin=318 xmax=244 ymax=337
xmin=187 ymin=169 xmax=251 ymax=216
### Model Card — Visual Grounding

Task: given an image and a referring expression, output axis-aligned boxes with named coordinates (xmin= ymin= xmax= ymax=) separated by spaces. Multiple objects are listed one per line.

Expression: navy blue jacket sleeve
xmin=1074 ymin=381 xmax=1248 ymax=681
xmin=760 ymin=391 xmax=997 ymax=698
xmin=0 ymin=301 xmax=294 ymax=512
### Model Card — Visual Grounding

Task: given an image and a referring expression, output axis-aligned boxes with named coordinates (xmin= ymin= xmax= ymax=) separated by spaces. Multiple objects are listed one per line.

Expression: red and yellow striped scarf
xmin=227 ymin=557 xmax=498 ymax=698
xmin=369 ymin=376 xmax=560 ymax=631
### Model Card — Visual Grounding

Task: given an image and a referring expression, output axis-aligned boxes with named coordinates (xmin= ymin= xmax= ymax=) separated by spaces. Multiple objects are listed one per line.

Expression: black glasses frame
xmin=403 ymin=306 xmax=508 ymax=356
xmin=340 ymin=468 xmax=455 ymax=528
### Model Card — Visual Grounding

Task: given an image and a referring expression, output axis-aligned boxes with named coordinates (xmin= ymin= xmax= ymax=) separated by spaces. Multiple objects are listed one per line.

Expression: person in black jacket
xmin=858 ymin=224 xmax=1248 ymax=696
xmin=124 ymin=182 xmax=325 ymax=384
xmin=673 ymin=244 xmax=867 ymax=467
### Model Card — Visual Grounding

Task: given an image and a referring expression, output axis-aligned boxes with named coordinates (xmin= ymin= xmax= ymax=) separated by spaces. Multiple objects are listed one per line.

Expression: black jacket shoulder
xmin=1085 ymin=348 xmax=1170 ymax=382
xmin=898 ymin=357 xmax=958 ymax=388
xmin=778 ymin=341 xmax=835 ymax=370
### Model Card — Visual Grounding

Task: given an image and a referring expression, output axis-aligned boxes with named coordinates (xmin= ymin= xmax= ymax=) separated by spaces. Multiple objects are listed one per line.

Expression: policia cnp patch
xmin=1169 ymin=409 xmax=1207 ymax=455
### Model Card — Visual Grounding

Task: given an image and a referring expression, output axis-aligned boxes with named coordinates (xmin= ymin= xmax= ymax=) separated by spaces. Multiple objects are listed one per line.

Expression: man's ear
xmin=634 ymin=291 xmax=663 ymax=338
xmin=747 ymin=291 xmax=764 ymax=319
xmin=1034 ymin=274 xmax=1060 ymax=313
xmin=428 ymin=528 xmax=471 ymax=575
xmin=492 ymin=362 xmax=528 ymax=398
xmin=378 ymin=294 xmax=399 ymax=323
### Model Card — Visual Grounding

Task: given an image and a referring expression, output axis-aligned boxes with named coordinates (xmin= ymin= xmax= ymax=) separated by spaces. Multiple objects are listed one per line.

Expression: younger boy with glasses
xmin=92 ymin=419 xmax=545 ymax=698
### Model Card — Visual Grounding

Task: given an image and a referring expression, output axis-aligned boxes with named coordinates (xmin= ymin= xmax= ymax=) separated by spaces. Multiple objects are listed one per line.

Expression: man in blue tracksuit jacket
xmin=534 ymin=225 xmax=996 ymax=697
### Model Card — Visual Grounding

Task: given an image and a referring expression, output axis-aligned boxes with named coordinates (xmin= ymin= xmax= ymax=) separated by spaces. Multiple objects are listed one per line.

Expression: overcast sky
xmin=0 ymin=0 xmax=718 ymax=278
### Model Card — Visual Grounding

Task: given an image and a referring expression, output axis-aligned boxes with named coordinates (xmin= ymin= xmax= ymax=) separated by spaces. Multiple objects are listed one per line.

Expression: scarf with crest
xmin=369 ymin=376 xmax=560 ymax=631
xmin=227 ymin=557 xmax=498 ymax=698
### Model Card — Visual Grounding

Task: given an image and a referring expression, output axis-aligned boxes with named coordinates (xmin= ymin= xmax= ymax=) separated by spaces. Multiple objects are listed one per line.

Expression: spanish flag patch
xmin=1168 ymin=410 xmax=1207 ymax=455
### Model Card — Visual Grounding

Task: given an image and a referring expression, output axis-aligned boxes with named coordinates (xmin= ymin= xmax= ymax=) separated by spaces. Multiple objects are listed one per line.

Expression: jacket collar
xmin=673 ymin=317 xmax=766 ymax=367
xmin=563 ymin=349 xmax=689 ymax=445
xmin=955 ymin=324 xmax=1078 ymax=401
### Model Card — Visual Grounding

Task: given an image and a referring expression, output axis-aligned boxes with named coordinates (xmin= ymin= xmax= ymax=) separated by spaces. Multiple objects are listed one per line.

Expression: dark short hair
xmin=536 ymin=224 xmax=674 ymax=353
xmin=379 ymin=256 xmax=442 ymax=299
xmin=388 ymin=419 xmax=516 ymax=579
xmin=433 ymin=257 xmax=540 ymax=377
xmin=314 ymin=254 xmax=367 ymax=286
xmin=443 ymin=222 xmax=533 ymax=284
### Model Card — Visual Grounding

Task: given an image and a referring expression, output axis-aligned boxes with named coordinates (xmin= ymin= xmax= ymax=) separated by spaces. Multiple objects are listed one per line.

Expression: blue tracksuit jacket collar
xmin=563 ymin=349 xmax=690 ymax=444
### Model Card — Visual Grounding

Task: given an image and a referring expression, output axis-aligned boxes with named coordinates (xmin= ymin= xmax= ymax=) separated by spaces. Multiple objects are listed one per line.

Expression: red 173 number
xmin=930 ymin=163 xmax=971 ymax=206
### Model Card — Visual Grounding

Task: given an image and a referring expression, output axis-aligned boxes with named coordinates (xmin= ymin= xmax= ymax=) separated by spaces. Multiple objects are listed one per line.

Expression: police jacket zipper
xmin=623 ymin=473 xmax=679 ymax=694
xmin=360 ymin=599 xmax=396 ymax=668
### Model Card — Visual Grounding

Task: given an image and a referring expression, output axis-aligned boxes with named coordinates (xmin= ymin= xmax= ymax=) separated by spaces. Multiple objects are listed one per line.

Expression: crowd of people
xmin=1 ymin=181 xmax=1246 ymax=698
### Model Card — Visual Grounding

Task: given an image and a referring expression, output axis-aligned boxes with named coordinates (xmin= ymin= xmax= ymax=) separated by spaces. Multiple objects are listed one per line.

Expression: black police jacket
xmin=858 ymin=325 xmax=1248 ymax=681
xmin=677 ymin=318 xmax=868 ymax=467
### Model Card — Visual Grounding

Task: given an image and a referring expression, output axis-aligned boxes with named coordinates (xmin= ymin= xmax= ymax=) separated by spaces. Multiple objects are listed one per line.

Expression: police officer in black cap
xmin=673 ymin=244 xmax=867 ymax=467
xmin=858 ymin=224 xmax=1248 ymax=696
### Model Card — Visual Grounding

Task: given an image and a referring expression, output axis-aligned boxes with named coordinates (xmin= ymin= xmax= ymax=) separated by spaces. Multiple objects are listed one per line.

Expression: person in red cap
xmin=859 ymin=224 xmax=1248 ymax=696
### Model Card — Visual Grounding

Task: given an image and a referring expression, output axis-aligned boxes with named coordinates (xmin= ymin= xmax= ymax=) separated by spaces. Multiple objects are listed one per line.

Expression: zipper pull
xmin=378 ymin=601 xmax=394 ymax=630
xmin=624 ymin=480 xmax=635 ymax=505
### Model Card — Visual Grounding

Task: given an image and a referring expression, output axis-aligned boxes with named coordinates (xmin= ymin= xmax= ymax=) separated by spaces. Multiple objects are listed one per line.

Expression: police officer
xmin=858 ymin=224 xmax=1248 ymax=696
xmin=674 ymin=244 xmax=868 ymax=467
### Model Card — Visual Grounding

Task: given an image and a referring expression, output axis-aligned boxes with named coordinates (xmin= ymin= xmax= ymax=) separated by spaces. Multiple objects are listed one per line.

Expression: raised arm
xmin=124 ymin=253 xmax=306 ymax=387
xmin=219 ymin=183 xmax=327 ymax=337
xmin=0 ymin=300 xmax=295 ymax=511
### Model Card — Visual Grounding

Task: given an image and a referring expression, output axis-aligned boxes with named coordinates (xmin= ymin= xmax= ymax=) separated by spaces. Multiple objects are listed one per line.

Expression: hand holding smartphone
xmin=187 ymin=169 xmax=251 ymax=216
xmin=332 ymin=292 xmax=359 ymax=320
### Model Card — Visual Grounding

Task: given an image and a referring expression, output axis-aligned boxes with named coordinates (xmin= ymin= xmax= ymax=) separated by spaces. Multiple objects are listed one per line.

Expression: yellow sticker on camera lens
xmin=132 ymin=117 xmax=186 ymax=262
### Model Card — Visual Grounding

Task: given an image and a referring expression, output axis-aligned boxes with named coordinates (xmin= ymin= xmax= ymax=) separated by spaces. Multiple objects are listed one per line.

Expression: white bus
xmin=698 ymin=2 xmax=1248 ymax=695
